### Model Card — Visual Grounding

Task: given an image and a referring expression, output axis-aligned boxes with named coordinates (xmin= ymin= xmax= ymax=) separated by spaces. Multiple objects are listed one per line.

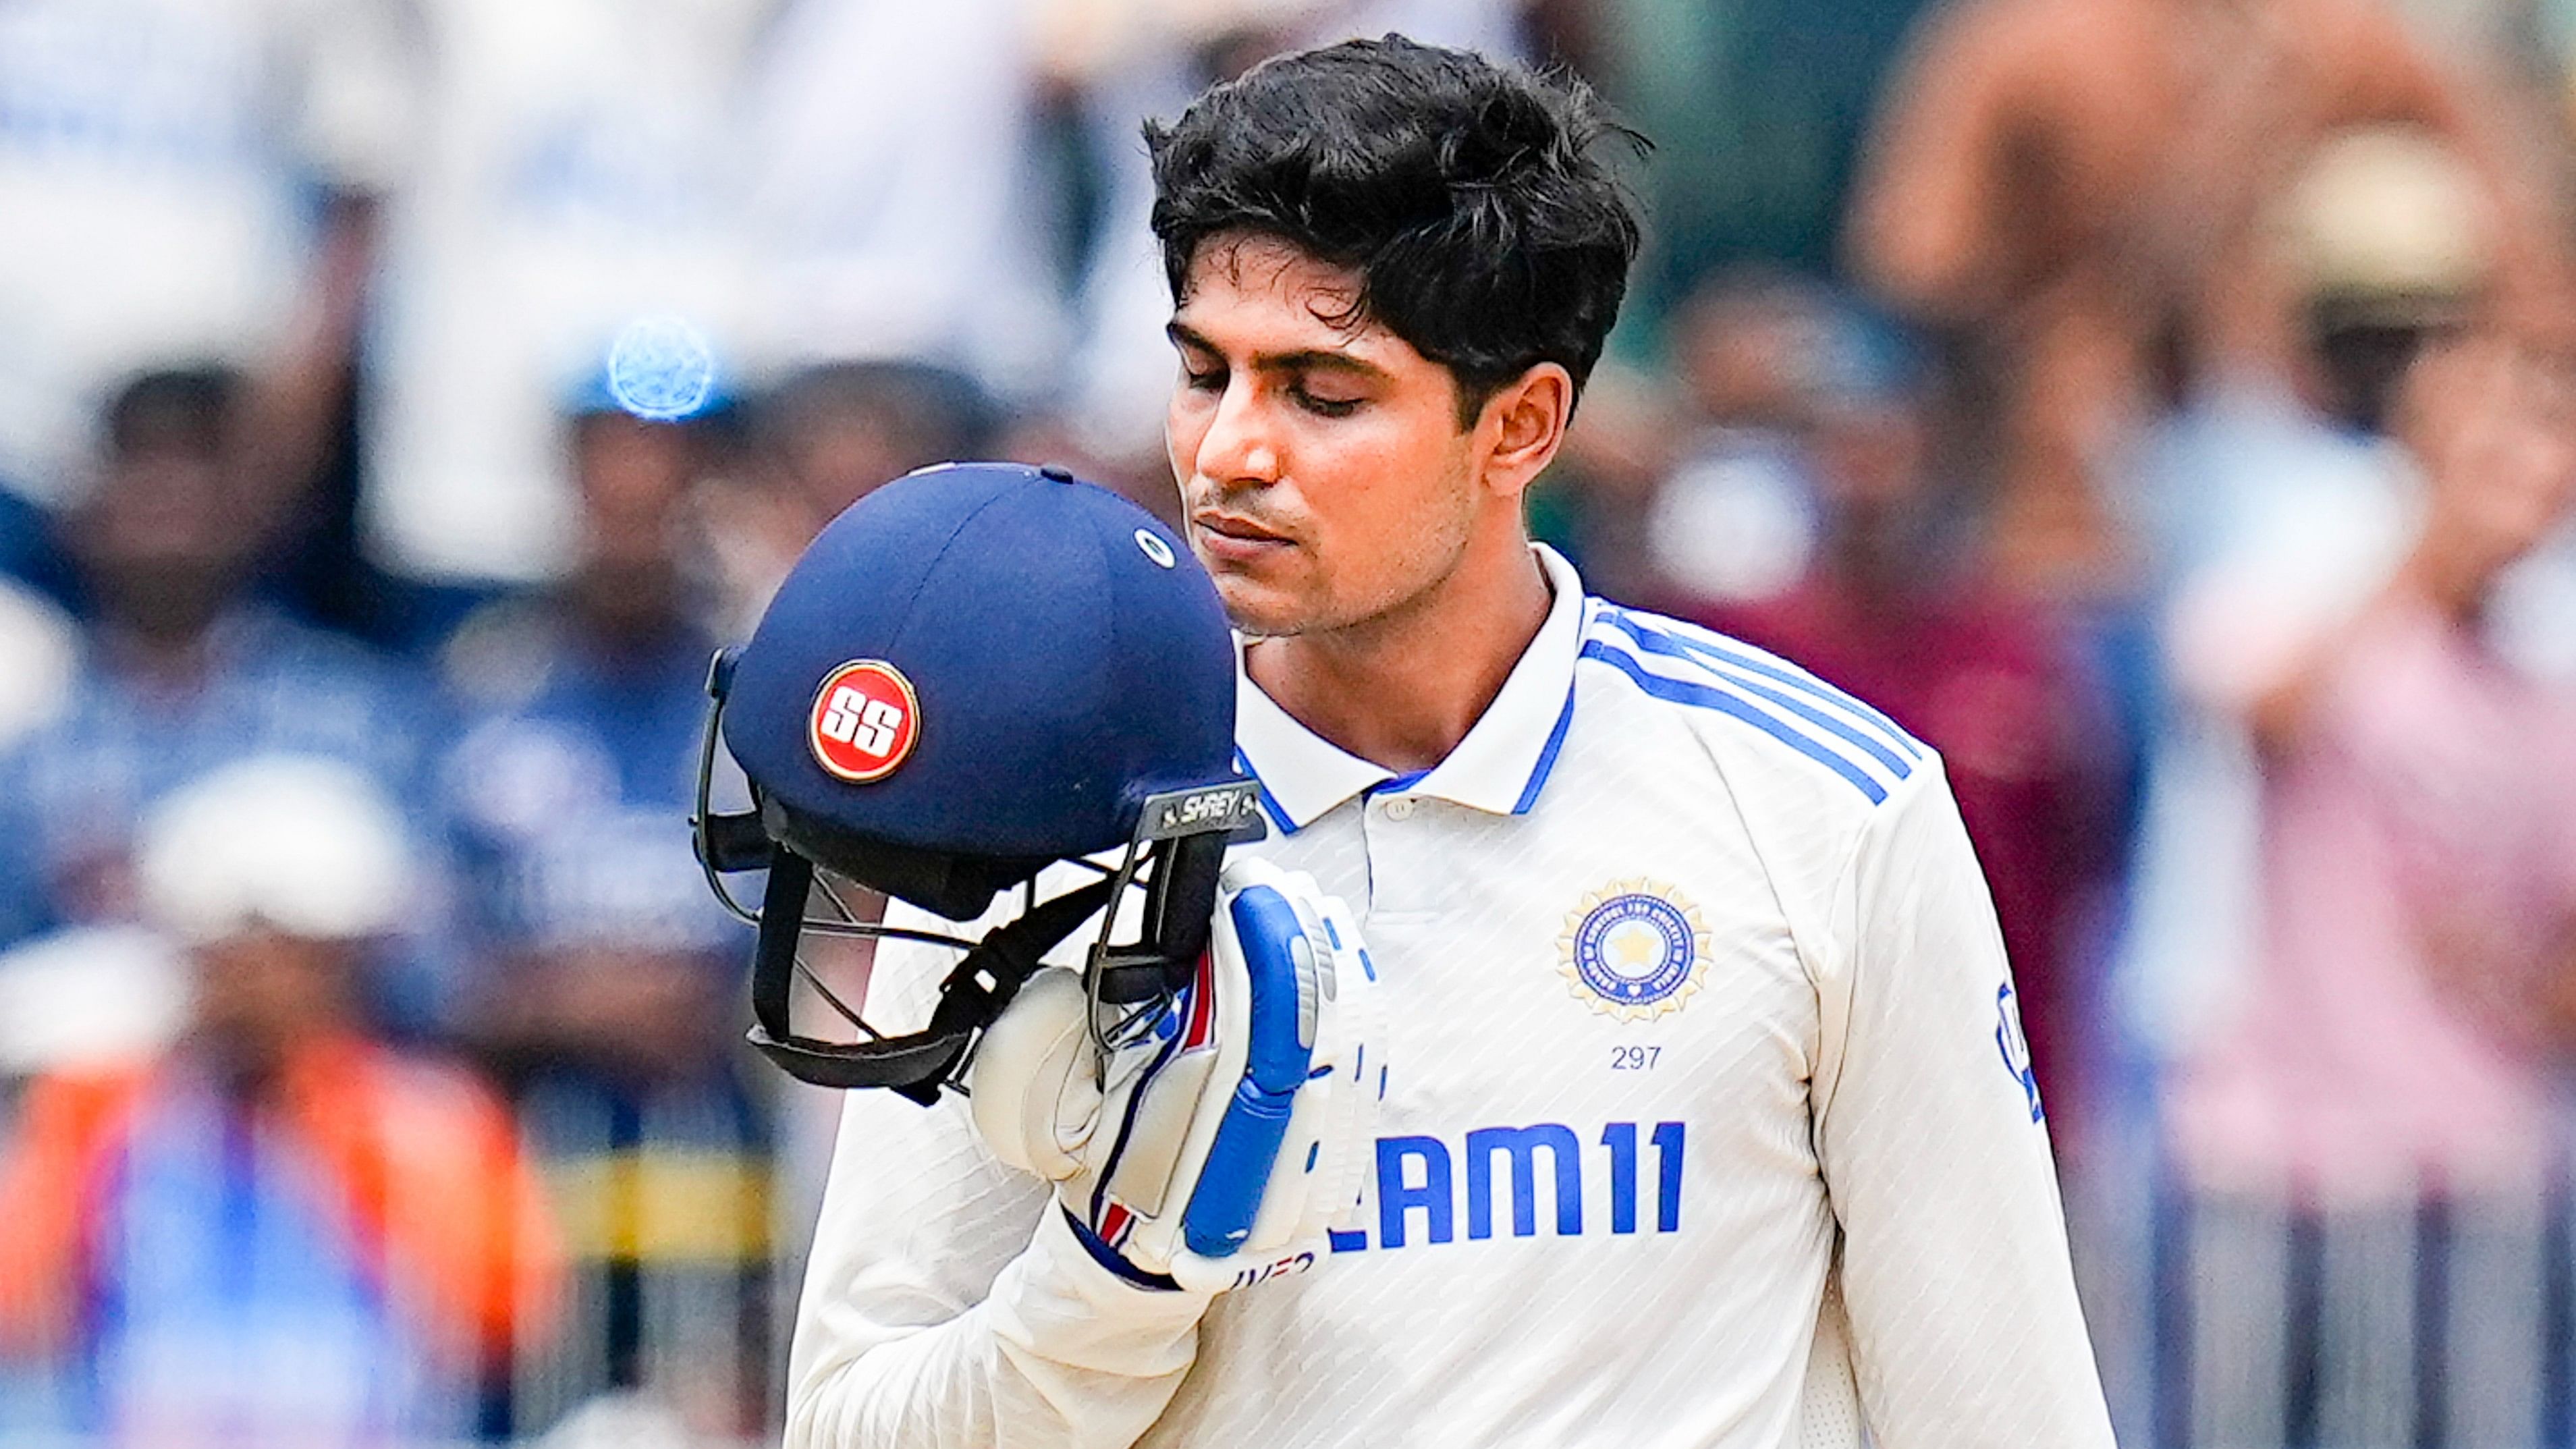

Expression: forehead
xmin=1172 ymin=234 xmax=1397 ymax=354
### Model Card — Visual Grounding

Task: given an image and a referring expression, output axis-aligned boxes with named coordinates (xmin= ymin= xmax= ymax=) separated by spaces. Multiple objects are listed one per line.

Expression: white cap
xmin=2280 ymin=124 xmax=2494 ymax=315
xmin=0 ymin=925 xmax=188 ymax=1076
xmin=136 ymin=755 xmax=415 ymax=946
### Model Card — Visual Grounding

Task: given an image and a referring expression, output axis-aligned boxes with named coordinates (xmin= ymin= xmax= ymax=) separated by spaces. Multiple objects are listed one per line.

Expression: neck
xmin=1246 ymin=524 xmax=1551 ymax=772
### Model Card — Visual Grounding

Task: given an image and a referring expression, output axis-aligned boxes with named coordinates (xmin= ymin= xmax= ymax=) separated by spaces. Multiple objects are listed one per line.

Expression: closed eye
xmin=1292 ymin=386 xmax=1363 ymax=418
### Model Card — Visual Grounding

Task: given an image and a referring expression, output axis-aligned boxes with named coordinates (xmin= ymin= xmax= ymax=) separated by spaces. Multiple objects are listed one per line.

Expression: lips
xmin=1190 ymin=511 xmax=1293 ymax=564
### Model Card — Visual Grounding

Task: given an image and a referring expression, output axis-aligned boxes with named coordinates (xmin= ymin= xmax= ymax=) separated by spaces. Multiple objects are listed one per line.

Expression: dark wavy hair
xmin=1146 ymin=36 xmax=1647 ymax=427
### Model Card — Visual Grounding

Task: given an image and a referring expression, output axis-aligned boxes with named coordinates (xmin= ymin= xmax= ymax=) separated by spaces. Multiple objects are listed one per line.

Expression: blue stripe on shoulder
xmin=1232 ymin=748 xmax=1300 ymax=835
xmin=1579 ymin=641 xmax=1888 ymax=804
xmin=1595 ymin=612 xmax=1914 ymax=781
xmin=1600 ymin=607 xmax=1923 ymax=761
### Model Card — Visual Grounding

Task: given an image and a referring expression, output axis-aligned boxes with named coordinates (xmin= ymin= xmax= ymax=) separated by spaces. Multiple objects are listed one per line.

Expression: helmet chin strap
xmin=746 ymin=852 xmax=1118 ymax=1103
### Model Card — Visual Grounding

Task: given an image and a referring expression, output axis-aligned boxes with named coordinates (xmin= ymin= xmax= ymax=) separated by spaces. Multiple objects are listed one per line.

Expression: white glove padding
xmin=968 ymin=856 xmax=1383 ymax=1293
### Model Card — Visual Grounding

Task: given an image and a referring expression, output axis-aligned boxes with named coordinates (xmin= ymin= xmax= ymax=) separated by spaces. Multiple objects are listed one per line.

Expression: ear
xmin=1472 ymin=362 xmax=1575 ymax=499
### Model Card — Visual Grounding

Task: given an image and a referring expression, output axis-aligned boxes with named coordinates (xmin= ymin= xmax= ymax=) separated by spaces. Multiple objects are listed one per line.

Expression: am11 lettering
xmin=1599 ymin=1122 xmax=1684 ymax=1236
xmin=1329 ymin=1120 xmax=1686 ymax=1252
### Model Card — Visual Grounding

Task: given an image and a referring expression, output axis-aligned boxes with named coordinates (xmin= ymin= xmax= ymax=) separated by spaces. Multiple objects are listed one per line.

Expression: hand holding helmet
xmin=970 ymin=856 xmax=1383 ymax=1293
xmin=692 ymin=462 xmax=1385 ymax=1292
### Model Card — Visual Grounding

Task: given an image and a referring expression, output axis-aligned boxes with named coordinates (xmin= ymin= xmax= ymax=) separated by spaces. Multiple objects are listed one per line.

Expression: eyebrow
xmin=1165 ymin=321 xmax=1393 ymax=383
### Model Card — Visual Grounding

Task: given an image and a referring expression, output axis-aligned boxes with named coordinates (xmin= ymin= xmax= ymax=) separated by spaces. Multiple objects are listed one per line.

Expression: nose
xmin=1190 ymin=377 xmax=1283 ymax=491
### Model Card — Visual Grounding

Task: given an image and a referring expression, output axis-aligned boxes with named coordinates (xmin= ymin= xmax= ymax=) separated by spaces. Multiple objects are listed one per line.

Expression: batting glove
xmin=968 ymin=856 xmax=1383 ymax=1292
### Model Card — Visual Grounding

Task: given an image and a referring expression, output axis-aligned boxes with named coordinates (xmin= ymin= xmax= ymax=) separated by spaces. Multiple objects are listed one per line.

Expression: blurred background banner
xmin=4 ymin=0 xmax=2576 ymax=1444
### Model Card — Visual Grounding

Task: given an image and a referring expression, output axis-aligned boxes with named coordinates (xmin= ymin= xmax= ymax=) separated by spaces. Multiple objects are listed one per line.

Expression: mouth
xmin=1189 ymin=510 xmax=1294 ymax=564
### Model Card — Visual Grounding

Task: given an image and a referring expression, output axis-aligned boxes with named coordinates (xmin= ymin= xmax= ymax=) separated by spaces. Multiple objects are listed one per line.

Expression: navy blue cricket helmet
xmin=692 ymin=462 xmax=1263 ymax=1099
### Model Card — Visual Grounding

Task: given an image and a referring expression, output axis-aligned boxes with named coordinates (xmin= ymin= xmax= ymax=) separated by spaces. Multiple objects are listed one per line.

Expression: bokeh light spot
xmin=605 ymin=315 xmax=717 ymax=421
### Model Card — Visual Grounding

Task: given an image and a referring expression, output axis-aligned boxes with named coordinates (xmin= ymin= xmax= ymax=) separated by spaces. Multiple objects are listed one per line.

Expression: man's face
xmin=1165 ymin=235 xmax=1484 ymax=637
xmin=574 ymin=413 xmax=698 ymax=572
xmin=777 ymin=401 xmax=921 ymax=524
xmin=75 ymin=416 xmax=256 ymax=642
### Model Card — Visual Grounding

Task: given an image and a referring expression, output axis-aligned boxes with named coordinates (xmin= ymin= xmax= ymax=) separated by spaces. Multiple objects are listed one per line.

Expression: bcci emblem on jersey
xmin=1558 ymin=880 xmax=1711 ymax=1022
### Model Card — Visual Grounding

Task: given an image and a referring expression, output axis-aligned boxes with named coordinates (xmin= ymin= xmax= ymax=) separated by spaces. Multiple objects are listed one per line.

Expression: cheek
xmin=1166 ymin=390 xmax=1215 ymax=478
xmin=1305 ymin=427 xmax=1475 ymax=585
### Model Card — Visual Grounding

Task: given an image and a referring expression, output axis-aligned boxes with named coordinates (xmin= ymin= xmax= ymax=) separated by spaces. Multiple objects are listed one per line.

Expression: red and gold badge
xmin=808 ymin=661 xmax=920 ymax=782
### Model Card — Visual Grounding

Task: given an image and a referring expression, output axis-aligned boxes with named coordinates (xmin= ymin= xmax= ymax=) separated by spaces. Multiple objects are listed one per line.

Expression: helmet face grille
xmin=767 ymin=865 xmax=960 ymax=1045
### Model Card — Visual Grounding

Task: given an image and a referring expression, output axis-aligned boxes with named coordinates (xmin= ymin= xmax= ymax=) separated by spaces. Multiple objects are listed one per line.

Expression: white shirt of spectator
xmin=787 ymin=545 xmax=2114 ymax=1448
xmin=2119 ymin=387 xmax=2419 ymax=1059
xmin=0 ymin=0 xmax=411 ymax=502
xmin=363 ymin=0 xmax=763 ymax=584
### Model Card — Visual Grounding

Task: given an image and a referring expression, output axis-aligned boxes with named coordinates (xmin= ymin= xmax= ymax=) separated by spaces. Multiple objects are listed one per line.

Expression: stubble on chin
xmin=1211 ymin=576 xmax=1316 ymax=640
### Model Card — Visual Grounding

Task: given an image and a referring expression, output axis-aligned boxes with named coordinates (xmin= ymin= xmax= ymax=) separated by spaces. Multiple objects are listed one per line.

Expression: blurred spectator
xmin=0 ymin=0 xmax=408 ymax=535
xmin=1641 ymin=270 xmax=1840 ymax=606
xmin=0 ymin=367 xmax=438 ymax=965
xmin=438 ymin=395 xmax=770 ymax=1436
xmin=2120 ymin=127 xmax=2501 ymax=1057
xmin=1677 ymin=326 xmax=2127 ymax=1149
xmin=740 ymin=0 xmax=1064 ymax=404
xmin=0 ymin=757 xmax=558 ymax=1443
xmin=2093 ymin=138 xmax=2565 ymax=1440
xmin=1564 ymin=0 xmax=1940 ymax=320
xmin=695 ymin=360 xmax=998 ymax=632
xmin=1848 ymin=0 xmax=2567 ymax=593
xmin=443 ymin=395 xmax=744 ymax=1075
xmin=362 ymin=0 xmax=763 ymax=586
xmin=2164 ymin=333 xmax=2576 ymax=1196
xmin=2136 ymin=329 xmax=2576 ymax=1448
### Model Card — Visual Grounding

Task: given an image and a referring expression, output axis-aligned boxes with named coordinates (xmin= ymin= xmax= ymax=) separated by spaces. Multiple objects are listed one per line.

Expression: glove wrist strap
xmin=1060 ymin=1206 xmax=1184 ymax=1292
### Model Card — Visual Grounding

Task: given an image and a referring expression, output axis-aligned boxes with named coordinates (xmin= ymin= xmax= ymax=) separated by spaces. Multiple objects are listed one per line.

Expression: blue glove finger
xmin=1180 ymin=883 xmax=1315 ymax=1257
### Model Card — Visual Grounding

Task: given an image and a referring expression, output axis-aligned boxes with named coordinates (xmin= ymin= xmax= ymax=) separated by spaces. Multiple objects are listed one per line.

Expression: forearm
xmin=2238 ymin=575 xmax=2416 ymax=750
xmin=2238 ymin=532 xmax=2496 ymax=752
xmin=235 ymin=192 xmax=377 ymax=505
xmin=788 ymin=1207 xmax=1209 ymax=1449
xmin=783 ymin=852 xmax=1378 ymax=1448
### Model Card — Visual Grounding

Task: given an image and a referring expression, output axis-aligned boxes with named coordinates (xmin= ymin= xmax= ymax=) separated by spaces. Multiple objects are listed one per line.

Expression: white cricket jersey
xmin=787 ymin=545 xmax=2115 ymax=1449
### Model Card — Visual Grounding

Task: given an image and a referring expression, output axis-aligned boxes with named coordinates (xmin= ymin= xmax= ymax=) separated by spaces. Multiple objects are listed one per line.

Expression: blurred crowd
xmin=3 ymin=0 xmax=2576 ymax=1444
